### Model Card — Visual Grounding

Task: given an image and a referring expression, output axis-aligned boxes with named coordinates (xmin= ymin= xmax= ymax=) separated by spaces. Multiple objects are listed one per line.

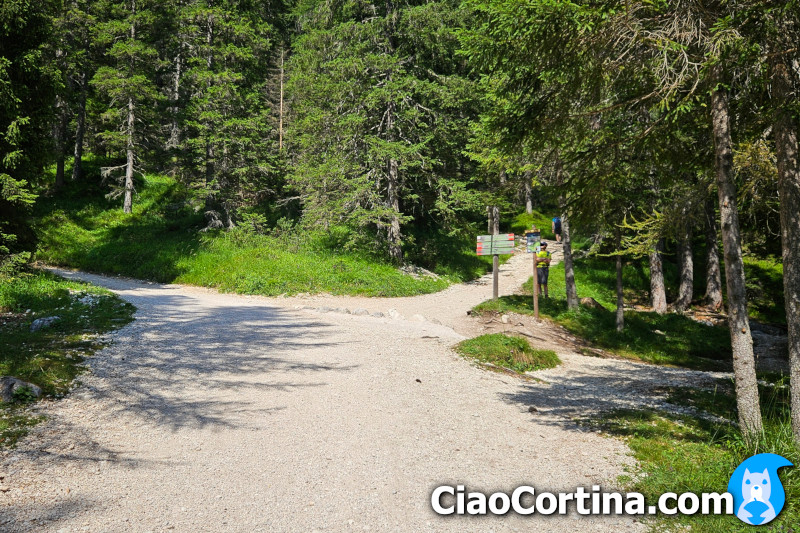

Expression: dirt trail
xmin=0 ymin=245 xmax=656 ymax=532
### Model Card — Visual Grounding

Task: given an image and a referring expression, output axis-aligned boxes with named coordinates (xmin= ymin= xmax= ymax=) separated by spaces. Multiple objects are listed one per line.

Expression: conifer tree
xmin=91 ymin=0 xmax=163 ymax=213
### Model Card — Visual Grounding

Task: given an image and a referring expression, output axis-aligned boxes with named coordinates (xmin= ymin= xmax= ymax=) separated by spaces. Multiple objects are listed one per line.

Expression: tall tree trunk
xmin=674 ymin=217 xmax=694 ymax=312
xmin=167 ymin=48 xmax=182 ymax=151
xmin=649 ymin=239 xmax=667 ymax=313
xmin=385 ymin=99 xmax=402 ymax=263
xmin=561 ymin=209 xmax=579 ymax=309
xmin=703 ymin=197 xmax=723 ymax=310
xmin=554 ymin=158 xmax=578 ymax=309
xmin=387 ymin=157 xmax=402 ymax=263
xmin=123 ymin=97 xmax=135 ymax=214
xmin=615 ymin=228 xmax=624 ymax=332
xmin=523 ymin=170 xmax=533 ymax=214
xmin=711 ymin=75 xmax=762 ymax=439
xmin=54 ymin=96 xmax=68 ymax=189
xmin=279 ymin=46 xmax=285 ymax=151
xmin=773 ymin=58 xmax=800 ymax=444
xmin=71 ymin=71 xmax=86 ymax=181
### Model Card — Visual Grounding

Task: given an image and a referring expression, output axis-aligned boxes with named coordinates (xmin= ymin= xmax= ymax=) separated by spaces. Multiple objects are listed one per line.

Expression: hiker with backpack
xmin=551 ymin=216 xmax=562 ymax=243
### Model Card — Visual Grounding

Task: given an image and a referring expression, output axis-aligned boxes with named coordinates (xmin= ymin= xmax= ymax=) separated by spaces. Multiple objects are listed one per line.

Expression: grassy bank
xmin=474 ymin=260 xmax=732 ymax=370
xmin=0 ymin=270 xmax=135 ymax=446
xmin=455 ymin=333 xmax=560 ymax=374
xmin=589 ymin=376 xmax=799 ymax=531
xmin=33 ymin=174 xmax=507 ymax=296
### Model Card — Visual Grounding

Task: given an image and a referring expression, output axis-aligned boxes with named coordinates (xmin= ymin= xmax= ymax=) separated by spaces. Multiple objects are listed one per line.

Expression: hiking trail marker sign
xmin=526 ymin=229 xmax=541 ymax=319
xmin=476 ymin=233 xmax=515 ymax=300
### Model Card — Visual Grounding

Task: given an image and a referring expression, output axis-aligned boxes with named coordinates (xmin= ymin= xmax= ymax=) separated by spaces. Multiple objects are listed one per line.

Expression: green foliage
xmin=34 ymin=173 xmax=461 ymax=296
xmin=743 ymin=255 xmax=785 ymax=325
xmin=509 ymin=211 xmax=556 ymax=241
xmin=172 ymin=0 xmax=280 ymax=222
xmin=475 ymin=254 xmax=735 ymax=370
xmin=288 ymin=0 xmax=483 ymax=260
xmin=455 ymin=333 xmax=560 ymax=374
xmin=0 ymin=0 xmax=56 ymax=273
xmin=588 ymin=374 xmax=800 ymax=531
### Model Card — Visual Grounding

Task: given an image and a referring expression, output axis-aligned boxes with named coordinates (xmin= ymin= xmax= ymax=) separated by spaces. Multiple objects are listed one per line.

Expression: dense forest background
xmin=1 ymin=0 xmax=799 ymax=445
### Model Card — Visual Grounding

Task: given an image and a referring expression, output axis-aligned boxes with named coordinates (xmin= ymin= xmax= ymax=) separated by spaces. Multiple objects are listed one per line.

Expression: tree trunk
xmin=615 ymin=229 xmax=624 ymax=332
xmin=554 ymin=158 xmax=578 ymax=309
xmin=649 ymin=239 xmax=667 ymax=313
xmin=71 ymin=71 xmax=86 ymax=181
xmin=387 ymin=156 xmax=402 ymax=263
xmin=674 ymin=218 xmax=694 ymax=312
xmin=54 ymin=96 xmax=67 ymax=189
xmin=279 ymin=46 xmax=284 ymax=151
xmin=123 ymin=97 xmax=135 ymax=214
xmin=773 ymin=58 xmax=800 ymax=444
xmin=383 ymin=94 xmax=403 ymax=263
xmin=523 ymin=171 xmax=533 ymax=214
xmin=703 ymin=197 xmax=723 ymax=310
xmin=562 ymin=209 xmax=578 ymax=310
xmin=711 ymin=76 xmax=762 ymax=439
xmin=167 ymin=49 xmax=182 ymax=151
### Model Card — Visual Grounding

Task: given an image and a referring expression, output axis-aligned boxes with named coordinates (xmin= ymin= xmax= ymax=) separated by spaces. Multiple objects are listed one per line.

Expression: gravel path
xmin=1 ymin=248 xmax=665 ymax=532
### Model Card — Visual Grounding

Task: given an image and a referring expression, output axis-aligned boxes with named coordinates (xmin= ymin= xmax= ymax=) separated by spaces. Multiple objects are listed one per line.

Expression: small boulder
xmin=30 ymin=316 xmax=60 ymax=332
xmin=352 ymin=308 xmax=370 ymax=316
xmin=371 ymin=312 xmax=385 ymax=318
xmin=0 ymin=377 xmax=43 ymax=403
xmin=501 ymin=314 xmax=509 ymax=324
xmin=387 ymin=309 xmax=403 ymax=319
xmin=411 ymin=314 xmax=425 ymax=322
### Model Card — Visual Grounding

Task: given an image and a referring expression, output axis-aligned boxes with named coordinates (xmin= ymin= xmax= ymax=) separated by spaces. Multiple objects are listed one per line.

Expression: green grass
xmin=32 ymin=173 xmax=499 ymax=296
xmin=0 ymin=270 xmax=136 ymax=447
xmin=586 ymin=375 xmax=799 ymax=532
xmin=455 ymin=333 xmax=560 ymax=373
xmin=474 ymin=261 xmax=732 ymax=370
xmin=743 ymin=255 xmax=785 ymax=325
xmin=510 ymin=211 xmax=557 ymax=241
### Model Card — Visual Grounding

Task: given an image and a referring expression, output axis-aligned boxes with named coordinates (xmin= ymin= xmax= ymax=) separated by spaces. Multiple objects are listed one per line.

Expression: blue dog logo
xmin=728 ymin=453 xmax=793 ymax=525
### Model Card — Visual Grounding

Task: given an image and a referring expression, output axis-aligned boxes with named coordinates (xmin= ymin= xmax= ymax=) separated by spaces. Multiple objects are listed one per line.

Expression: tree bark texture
xmin=554 ymin=158 xmax=578 ymax=309
xmin=523 ymin=171 xmax=533 ymax=214
xmin=561 ymin=208 xmax=579 ymax=310
xmin=71 ymin=72 xmax=87 ymax=181
xmin=386 ymin=98 xmax=403 ymax=264
xmin=703 ymin=197 xmax=723 ymax=310
xmin=167 ymin=49 xmax=182 ymax=151
xmin=615 ymin=229 xmax=624 ymax=332
xmin=711 ymin=79 xmax=762 ymax=438
xmin=773 ymin=58 xmax=800 ymax=443
xmin=649 ymin=239 xmax=667 ymax=314
xmin=54 ymin=95 xmax=68 ymax=189
xmin=124 ymin=97 xmax=135 ymax=214
xmin=674 ymin=218 xmax=694 ymax=312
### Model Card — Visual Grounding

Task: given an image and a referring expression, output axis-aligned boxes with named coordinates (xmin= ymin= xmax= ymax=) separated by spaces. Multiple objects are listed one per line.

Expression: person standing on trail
xmin=551 ymin=216 xmax=562 ymax=243
xmin=535 ymin=241 xmax=552 ymax=298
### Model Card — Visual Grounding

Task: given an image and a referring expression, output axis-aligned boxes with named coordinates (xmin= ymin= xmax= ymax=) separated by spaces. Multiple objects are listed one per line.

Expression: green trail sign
xmin=476 ymin=234 xmax=516 ymax=256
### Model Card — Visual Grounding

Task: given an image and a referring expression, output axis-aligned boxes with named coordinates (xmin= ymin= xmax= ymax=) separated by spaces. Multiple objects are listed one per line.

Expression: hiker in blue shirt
xmin=535 ymin=241 xmax=552 ymax=298
xmin=551 ymin=216 xmax=562 ymax=243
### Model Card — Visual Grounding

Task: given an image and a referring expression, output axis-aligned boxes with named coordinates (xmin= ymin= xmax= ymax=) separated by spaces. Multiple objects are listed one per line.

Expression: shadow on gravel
xmin=0 ymin=498 xmax=96 ymax=533
xmin=498 ymin=358 xmax=722 ymax=428
xmin=79 ymin=289 xmax=358 ymax=431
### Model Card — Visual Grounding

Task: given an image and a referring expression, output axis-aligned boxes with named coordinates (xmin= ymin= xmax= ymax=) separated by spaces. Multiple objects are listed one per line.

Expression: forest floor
xmin=0 ymin=243 xmax=763 ymax=532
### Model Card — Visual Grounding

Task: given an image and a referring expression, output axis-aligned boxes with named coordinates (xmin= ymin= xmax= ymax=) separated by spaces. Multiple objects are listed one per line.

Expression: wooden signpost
xmin=476 ymin=233 xmax=515 ymax=300
xmin=525 ymin=228 xmax=541 ymax=319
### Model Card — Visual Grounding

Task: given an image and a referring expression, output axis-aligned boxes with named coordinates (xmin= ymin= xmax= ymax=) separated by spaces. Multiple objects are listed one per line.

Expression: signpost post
xmin=476 ymin=233 xmax=515 ymax=300
xmin=525 ymin=228 xmax=541 ymax=319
